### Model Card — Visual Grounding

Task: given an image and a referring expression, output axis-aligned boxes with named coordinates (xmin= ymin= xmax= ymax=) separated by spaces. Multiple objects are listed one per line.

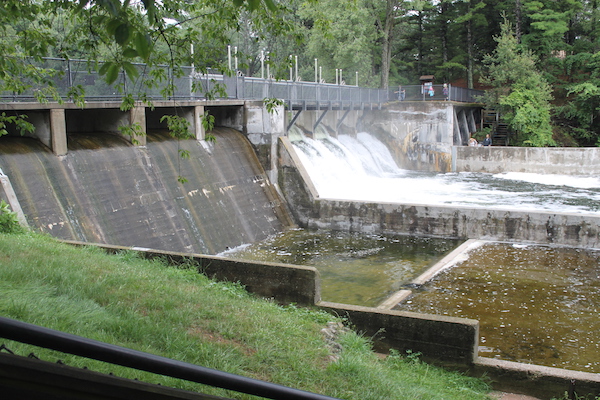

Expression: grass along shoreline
xmin=0 ymin=232 xmax=492 ymax=399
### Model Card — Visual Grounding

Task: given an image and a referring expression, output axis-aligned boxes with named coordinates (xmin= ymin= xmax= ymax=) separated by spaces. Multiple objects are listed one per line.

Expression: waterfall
xmin=290 ymin=131 xmax=600 ymax=214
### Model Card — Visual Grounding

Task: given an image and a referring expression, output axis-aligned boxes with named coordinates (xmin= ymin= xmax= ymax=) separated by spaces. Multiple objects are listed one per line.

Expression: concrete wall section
xmin=318 ymin=301 xmax=479 ymax=365
xmin=454 ymin=146 xmax=600 ymax=175
xmin=61 ymin=240 xmax=480 ymax=367
xmin=471 ymin=357 xmax=600 ymax=400
xmin=300 ymin=199 xmax=600 ymax=248
xmin=63 ymin=240 xmax=321 ymax=306
xmin=243 ymin=101 xmax=286 ymax=182
xmin=358 ymin=102 xmax=481 ymax=172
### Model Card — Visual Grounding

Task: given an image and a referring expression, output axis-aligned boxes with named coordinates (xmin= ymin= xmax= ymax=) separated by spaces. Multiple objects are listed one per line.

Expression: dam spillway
xmin=290 ymin=132 xmax=600 ymax=214
xmin=0 ymin=128 xmax=290 ymax=254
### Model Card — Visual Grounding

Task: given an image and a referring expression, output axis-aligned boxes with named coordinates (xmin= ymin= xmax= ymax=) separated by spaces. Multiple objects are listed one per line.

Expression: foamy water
xmin=291 ymin=133 xmax=600 ymax=214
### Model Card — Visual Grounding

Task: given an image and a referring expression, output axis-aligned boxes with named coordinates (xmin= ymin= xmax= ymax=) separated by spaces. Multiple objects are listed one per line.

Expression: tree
xmin=299 ymin=0 xmax=380 ymax=87
xmin=0 ymin=0 xmax=286 ymax=99
xmin=454 ymin=0 xmax=487 ymax=88
xmin=0 ymin=0 xmax=290 ymax=141
xmin=482 ymin=18 xmax=555 ymax=146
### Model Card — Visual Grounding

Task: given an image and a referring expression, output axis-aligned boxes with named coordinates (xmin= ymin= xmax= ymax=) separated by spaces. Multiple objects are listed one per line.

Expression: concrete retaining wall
xmin=318 ymin=301 xmax=479 ymax=366
xmin=62 ymin=240 xmax=321 ymax=306
xmin=68 ymin=240 xmax=480 ymax=366
xmin=454 ymin=146 xmax=600 ymax=175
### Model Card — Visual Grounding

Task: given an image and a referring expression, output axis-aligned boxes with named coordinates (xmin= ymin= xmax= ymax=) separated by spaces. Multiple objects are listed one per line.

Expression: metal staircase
xmin=481 ymin=109 xmax=511 ymax=145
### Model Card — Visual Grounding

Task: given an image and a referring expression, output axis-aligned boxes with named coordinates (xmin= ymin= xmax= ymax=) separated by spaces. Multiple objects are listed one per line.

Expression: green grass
xmin=0 ymin=231 xmax=493 ymax=399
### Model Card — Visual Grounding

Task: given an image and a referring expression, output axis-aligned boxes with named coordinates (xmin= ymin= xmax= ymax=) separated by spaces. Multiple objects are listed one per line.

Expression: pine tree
xmin=482 ymin=18 xmax=555 ymax=146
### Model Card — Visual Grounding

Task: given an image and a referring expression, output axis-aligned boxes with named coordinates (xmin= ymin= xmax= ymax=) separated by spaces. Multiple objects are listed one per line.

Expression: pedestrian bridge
xmin=0 ymin=58 xmax=484 ymax=164
xmin=1 ymin=58 xmax=482 ymax=110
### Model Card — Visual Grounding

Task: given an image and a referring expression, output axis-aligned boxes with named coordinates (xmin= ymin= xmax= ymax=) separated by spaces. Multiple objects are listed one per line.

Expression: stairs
xmin=482 ymin=110 xmax=511 ymax=146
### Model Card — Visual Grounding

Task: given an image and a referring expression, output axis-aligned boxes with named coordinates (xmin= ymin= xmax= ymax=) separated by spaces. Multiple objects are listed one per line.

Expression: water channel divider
xmin=376 ymin=239 xmax=486 ymax=310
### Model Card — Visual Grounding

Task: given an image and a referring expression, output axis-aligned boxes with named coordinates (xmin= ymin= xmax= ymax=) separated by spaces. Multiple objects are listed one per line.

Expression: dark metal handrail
xmin=0 ymin=316 xmax=340 ymax=400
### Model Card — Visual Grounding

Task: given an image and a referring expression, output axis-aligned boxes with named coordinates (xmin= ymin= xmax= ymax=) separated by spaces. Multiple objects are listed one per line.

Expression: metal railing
xmin=389 ymin=84 xmax=484 ymax=103
xmin=0 ymin=316 xmax=340 ymax=400
xmin=0 ymin=58 xmax=483 ymax=106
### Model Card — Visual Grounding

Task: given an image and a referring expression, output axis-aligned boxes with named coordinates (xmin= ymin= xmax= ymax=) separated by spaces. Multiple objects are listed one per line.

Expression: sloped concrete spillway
xmin=0 ymin=128 xmax=291 ymax=254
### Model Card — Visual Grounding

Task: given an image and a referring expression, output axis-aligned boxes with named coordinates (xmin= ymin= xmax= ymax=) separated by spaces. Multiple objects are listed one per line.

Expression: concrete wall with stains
xmin=287 ymin=102 xmax=480 ymax=173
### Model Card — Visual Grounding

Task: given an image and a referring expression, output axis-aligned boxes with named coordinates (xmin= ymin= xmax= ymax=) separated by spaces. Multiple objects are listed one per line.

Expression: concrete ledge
xmin=454 ymin=146 xmax=600 ymax=176
xmin=317 ymin=301 xmax=479 ymax=366
xmin=61 ymin=240 xmax=321 ymax=306
xmin=471 ymin=357 xmax=600 ymax=400
xmin=302 ymin=199 xmax=600 ymax=248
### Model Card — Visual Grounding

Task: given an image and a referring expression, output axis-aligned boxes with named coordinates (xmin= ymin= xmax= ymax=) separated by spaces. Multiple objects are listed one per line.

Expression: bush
xmin=0 ymin=200 xmax=24 ymax=234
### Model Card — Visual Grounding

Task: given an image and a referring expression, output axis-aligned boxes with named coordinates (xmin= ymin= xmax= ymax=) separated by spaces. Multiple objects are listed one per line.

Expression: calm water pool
xmin=397 ymin=242 xmax=600 ymax=373
xmin=222 ymin=229 xmax=460 ymax=307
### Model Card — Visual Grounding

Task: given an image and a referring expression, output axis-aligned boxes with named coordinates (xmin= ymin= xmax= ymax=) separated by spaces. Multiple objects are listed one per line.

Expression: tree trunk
xmin=440 ymin=1 xmax=449 ymax=82
xmin=380 ymin=0 xmax=395 ymax=89
xmin=467 ymin=17 xmax=474 ymax=89
xmin=515 ymin=0 xmax=522 ymax=43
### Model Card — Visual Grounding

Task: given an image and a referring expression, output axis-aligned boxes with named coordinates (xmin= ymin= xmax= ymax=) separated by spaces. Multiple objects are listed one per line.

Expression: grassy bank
xmin=0 ymin=232 xmax=492 ymax=399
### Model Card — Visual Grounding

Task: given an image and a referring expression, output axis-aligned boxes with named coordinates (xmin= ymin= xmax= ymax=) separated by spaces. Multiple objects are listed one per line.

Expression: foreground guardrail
xmin=0 ymin=316 xmax=340 ymax=400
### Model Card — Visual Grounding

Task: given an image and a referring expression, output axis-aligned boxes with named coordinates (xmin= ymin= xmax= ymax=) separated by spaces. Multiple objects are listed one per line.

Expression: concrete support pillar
xmin=129 ymin=106 xmax=147 ymax=146
xmin=50 ymin=109 xmax=68 ymax=156
xmin=194 ymin=105 xmax=205 ymax=140
xmin=467 ymin=108 xmax=477 ymax=134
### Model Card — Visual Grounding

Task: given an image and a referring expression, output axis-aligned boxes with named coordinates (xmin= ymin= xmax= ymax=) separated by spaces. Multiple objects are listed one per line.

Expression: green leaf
xmin=123 ymin=48 xmax=139 ymax=59
xmin=97 ymin=0 xmax=119 ymax=16
xmin=98 ymin=61 xmax=113 ymax=76
xmin=114 ymin=23 xmax=130 ymax=45
xmin=105 ymin=63 xmax=120 ymax=85
xmin=134 ymin=33 xmax=151 ymax=61
xmin=106 ymin=18 xmax=121 ymax=35
xmin=141 ymin=0 xmax=156 ymax=24
xmin=263 ymin=0 xmax=277 ymax=11
xmin=122 ymin=61 xmax=139 ymax=81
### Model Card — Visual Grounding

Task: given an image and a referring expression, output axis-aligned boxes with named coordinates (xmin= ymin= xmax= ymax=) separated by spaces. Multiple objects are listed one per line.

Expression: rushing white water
xmin=291 ymin=132 xmax=600 ymax=214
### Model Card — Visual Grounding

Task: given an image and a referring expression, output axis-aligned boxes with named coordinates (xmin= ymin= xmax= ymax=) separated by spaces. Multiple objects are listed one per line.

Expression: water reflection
xmin=222 ymin=229 xmax=460 ymax=307
xmin=396 ymin=243 xmax=600 ymax=373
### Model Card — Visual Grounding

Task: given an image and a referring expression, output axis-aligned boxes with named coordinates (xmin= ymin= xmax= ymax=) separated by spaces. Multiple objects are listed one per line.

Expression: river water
xmin=246 ymin=131 xmax=600 ymax=373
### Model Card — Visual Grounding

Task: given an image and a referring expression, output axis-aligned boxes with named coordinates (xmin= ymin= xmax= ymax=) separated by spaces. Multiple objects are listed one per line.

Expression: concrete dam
xmin=0 ymin=124 xmax=291 ymax=255
xmin=2 ymin=99 xmax=600 ymax=251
